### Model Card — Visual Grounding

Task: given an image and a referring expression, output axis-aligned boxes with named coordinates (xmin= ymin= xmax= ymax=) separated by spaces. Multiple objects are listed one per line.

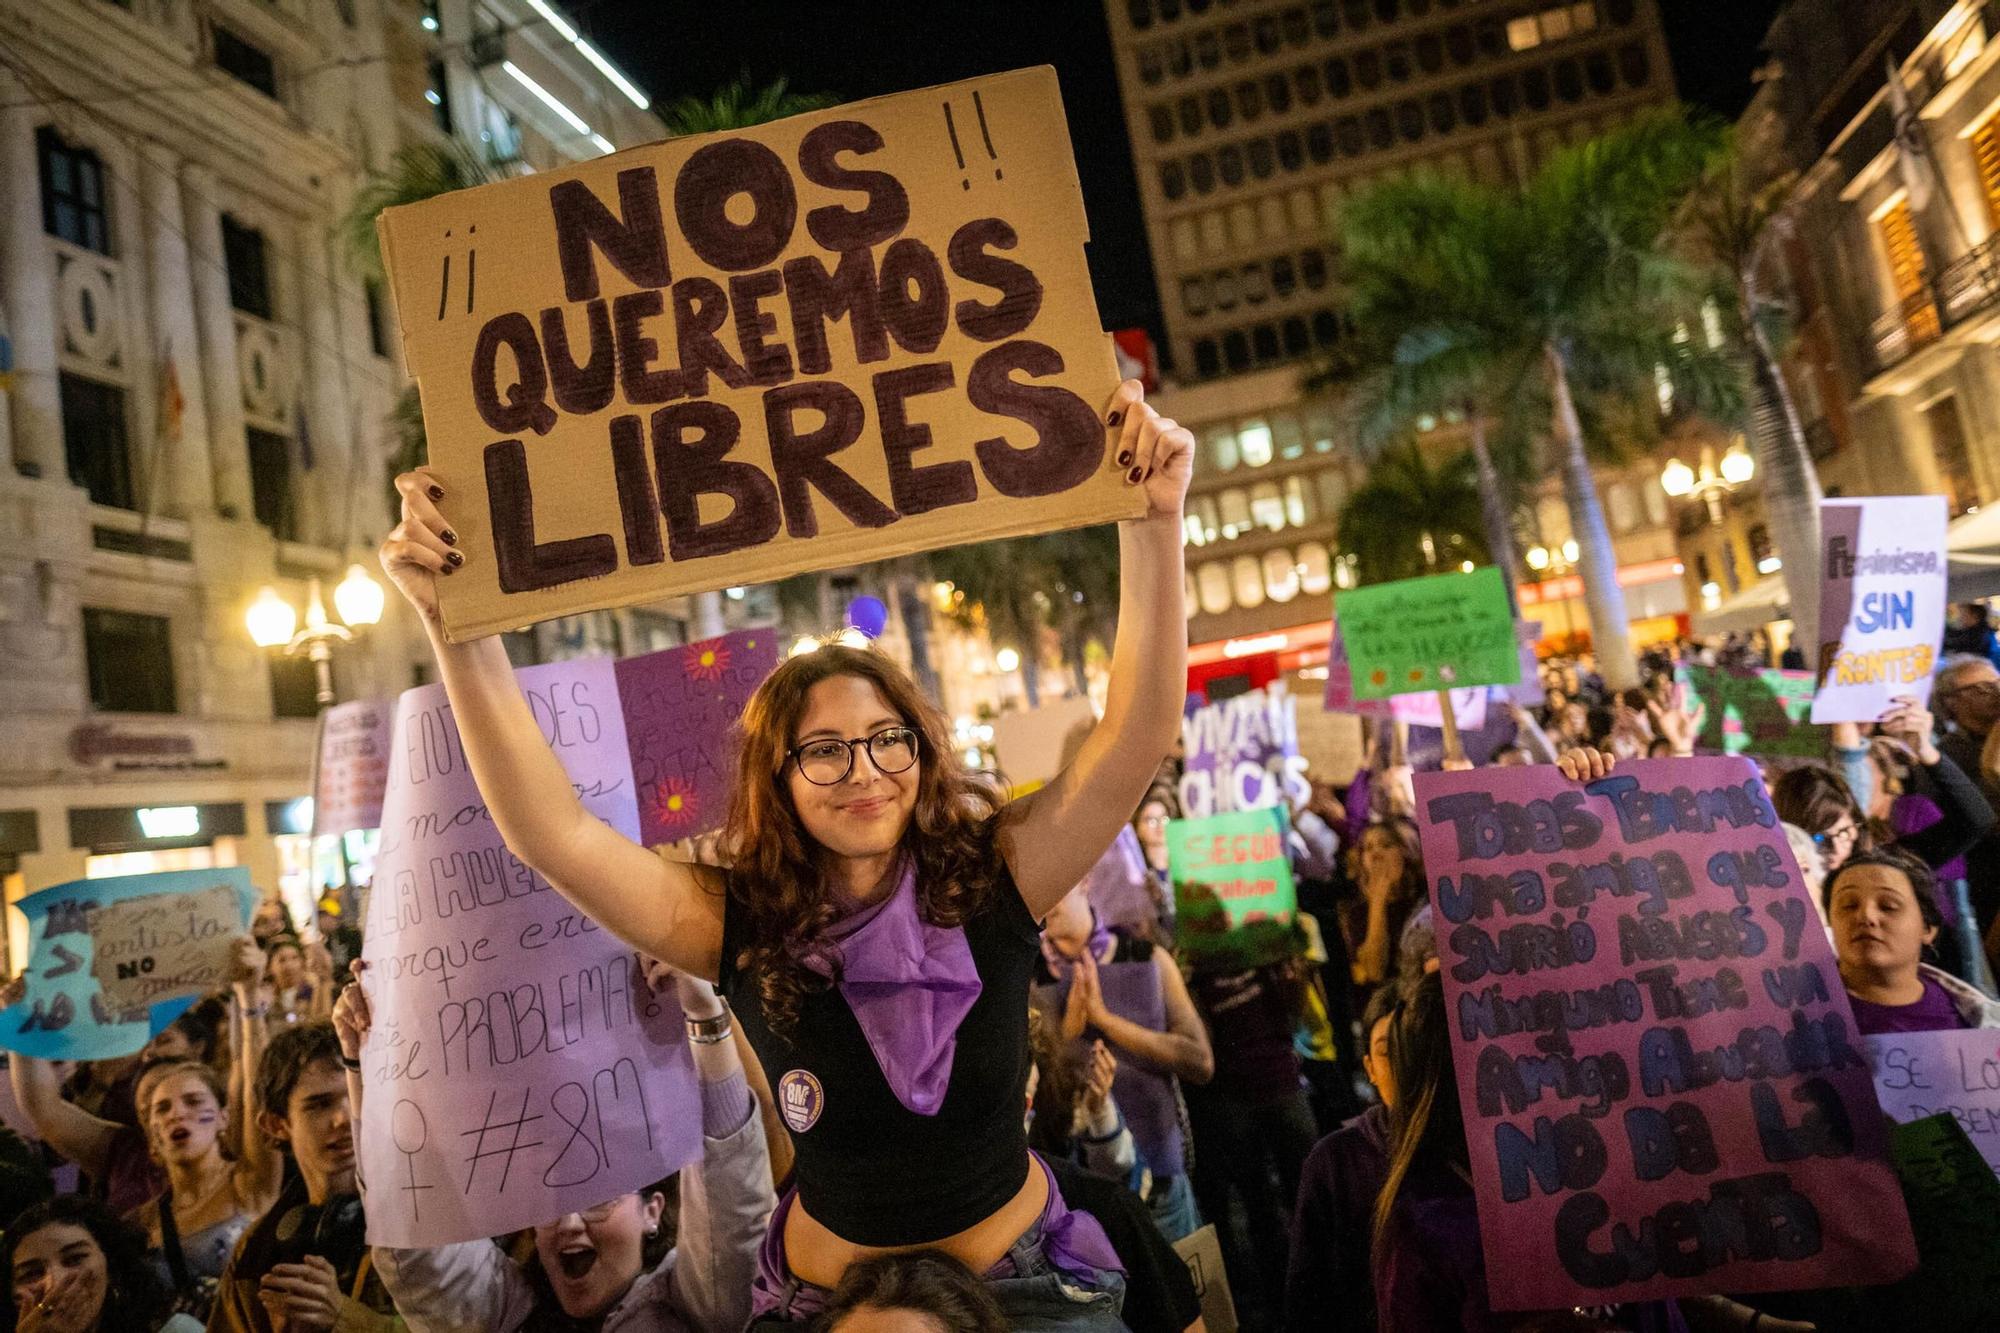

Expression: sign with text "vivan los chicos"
xmin=1412 ymin=757 xmax=1914 ymax=1310
xmin=380 ymin=67 xmax=1141 ymax=642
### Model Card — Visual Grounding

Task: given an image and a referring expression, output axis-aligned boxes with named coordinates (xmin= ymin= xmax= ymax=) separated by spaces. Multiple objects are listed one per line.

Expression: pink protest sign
xmin=312 ymin=698 xmax=392 ymax=836
xmin=359 ymin=659 xmax=701 ymax=1247
xmin=1412 ymin=757 xmax=1914 ymax=1310
xmin=615 ymin=630 xmax=780 ymax=843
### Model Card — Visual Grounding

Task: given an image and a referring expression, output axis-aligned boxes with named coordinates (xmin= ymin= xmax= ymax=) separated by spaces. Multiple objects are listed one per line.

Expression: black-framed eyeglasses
xmin=1813 ymin=820 xmax=1859 ymax=847
xmin=789 ymin=727 xmax=921 ymax=786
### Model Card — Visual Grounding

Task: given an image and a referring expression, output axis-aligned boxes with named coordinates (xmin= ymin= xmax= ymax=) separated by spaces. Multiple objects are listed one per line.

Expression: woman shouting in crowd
xmin=343 ymin=962 xmax=775 ymax=1333
xmin=378 ymin=380 xmax=1193 ymax=1326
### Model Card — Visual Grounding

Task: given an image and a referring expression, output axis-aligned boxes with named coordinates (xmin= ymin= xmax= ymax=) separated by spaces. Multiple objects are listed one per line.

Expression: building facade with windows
xmin=1759 ymin=0 xmax=2000 ymax=515
xmin=1105 ymin=0 xmax=1682 ymax=668
xmin=0 ymin=0 xmax=673 ymax=957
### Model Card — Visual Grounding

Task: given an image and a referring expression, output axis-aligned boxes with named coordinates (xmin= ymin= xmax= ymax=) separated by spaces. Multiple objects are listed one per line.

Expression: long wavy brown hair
xmin=719 ymin=645 xmax=1007 ymax=1035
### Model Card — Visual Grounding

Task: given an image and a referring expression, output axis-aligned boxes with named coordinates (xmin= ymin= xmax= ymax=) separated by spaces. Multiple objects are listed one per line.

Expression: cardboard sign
xmin=0 ymin=869 xmax=255 ymax=1061
xmin=1337 ymin=567 xmax=1519 ymax=701
xmin=378 ymin=66 xmax=1142 ymax=641
xmin=1812 ymin=496 xmax=1947 ymax=723
xmin=313 ymin=698 xmax=393 ymax=836
xmin=991 ymin=695 xmax=1097 ymax=797
xmin=1412 ymin=757 xmax=1913 ymax=1309
xmin=615 ymin=630 xmax=780 ymax=842
xmin=1179 ymin=682 xmax=1308 ymax=818
xmin=1680 ymin=666 xmax=1821 ymax=758
xmin=1167 ymin=808 xmax=1296 ymax=968
xmin=1865 ymin=1030 xmax=2000 ymax=1180
xmin=360 ymin=660 xmax=702 ymax=1247
xmin=1173 ymin=1224 xmax=1238 ymax=1333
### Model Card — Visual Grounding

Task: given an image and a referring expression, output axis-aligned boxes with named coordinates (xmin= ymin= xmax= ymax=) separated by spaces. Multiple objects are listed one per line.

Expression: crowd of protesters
xmin=1 ymin=385 xmax=1996 ymax=1332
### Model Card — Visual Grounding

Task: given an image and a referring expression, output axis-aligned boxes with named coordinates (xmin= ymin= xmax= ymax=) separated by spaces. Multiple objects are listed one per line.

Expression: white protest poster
xmin=991 ymin=695 xmax=1096 ymax=797
xmin=1866 ymin=1030 xmax=2000 ymax=1180
xmin=358 ymin=659 xmax=699 ymax=1247
xmin=1811 ymin=496 xmax=1947 ymax=722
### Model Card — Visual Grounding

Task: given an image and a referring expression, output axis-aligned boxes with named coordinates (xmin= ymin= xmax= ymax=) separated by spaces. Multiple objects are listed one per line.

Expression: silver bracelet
xmin=686 ymin=1012 xmax=732 ymax=1045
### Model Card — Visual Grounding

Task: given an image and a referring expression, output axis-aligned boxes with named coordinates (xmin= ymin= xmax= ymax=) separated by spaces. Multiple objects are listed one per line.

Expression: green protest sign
xmin=1168 ymin=809 xmax=1296 ymax=968
xmin=1337 ymin=567 xmax=1519 ymax=700
xmin=1678 ymin=665 xmax=1821 ymax=758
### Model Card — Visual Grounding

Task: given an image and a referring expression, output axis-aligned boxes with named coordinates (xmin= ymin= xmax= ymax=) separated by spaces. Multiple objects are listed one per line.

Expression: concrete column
xmin=180 ymin=162 xmax=252 ymax=519
xmin=0 ymin=70 xmax=64 ymax=481
xmin=138 ymin=141 xmax=215 ymax=517
xmin=100 ymin=133 xmax=159 ymax=511
xmin=299 ymin=223 xmax=356 ymax=550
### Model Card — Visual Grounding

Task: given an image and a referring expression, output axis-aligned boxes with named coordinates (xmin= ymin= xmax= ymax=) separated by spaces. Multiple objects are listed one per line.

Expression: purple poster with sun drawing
xmin=616 ymin=630 xmax=782 ymax=845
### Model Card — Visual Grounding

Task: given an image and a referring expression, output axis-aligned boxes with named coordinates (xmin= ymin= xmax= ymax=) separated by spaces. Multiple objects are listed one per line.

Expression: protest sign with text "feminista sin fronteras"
xmin=1412 ymin=757 xmax=1914 ymax=1310
xmin=380 ymin=67 xmax=1143 ymax=641
xmin=1811 ymin=496 xmax=1947 ymax=723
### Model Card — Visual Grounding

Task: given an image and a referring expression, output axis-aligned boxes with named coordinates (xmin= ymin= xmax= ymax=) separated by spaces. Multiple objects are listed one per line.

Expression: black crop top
xmin=717 ymin=860 xmax=1040 ymax=1245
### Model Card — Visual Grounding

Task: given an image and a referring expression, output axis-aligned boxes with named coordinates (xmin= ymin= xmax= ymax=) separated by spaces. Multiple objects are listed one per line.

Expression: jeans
xmin=1185 ymin=1085 xmax=1319 ymax=1327
xmin=1148 ymin=1170 xmax=1202 ymax=1243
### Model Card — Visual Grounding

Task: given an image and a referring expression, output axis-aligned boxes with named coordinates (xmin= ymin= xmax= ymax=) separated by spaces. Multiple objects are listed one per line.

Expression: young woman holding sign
xmin=378 ymin=379 xmax=1192 ymax=1326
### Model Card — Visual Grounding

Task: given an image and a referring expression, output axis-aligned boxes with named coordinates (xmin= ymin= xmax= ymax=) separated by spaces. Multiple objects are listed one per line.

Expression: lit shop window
xmin=1263 ymin=548 xmax=1301 ymax=603
xmin=1197 ymin=562 xmax=1233 ymax=615
xmin=1232 ymin=554 xmax=1266 ymax=608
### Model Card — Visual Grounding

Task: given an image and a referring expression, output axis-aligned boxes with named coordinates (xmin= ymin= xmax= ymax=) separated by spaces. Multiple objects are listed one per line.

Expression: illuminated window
xmin=1876 ymin=196 xmax=1940 ymax=345
xmin=1206 ymin=424 xmax=1240 ymax=471
xmin=1259 ymin=195 xmax=1288 ymax=240
xmin=1237 ymin=419 xmax=1274 ymax=466
xmin=1219 ymin=487 xmax=1253 ymax=537
xmin=1264 ymin=548 xmax=1300 ymax=602
xmin=1540 ymin=7 xmax=1572 ymax=41
xmin=1197 ymin=562 xmax=1233 ymax=615
xmin=1185 ymin=494 xmax=1220 ymax=545
xmin=1230 ymin=202 xmax=1259 ymax=248
xmin=1273 ymin=415 xmax=1305 ymax=459
xmin=1284 ymin=475 xmax=1314 ymax=526
xmin=1604 ymin=480 xmax=1639 ymax=533
xmin=1299 ymin=543 xmax=1333 ymax=594
xmin=1232 ymin=555 xmax=1266 ymax=608
xmin=1200 ymin=211 xmax=1228 ymax=254
xmin=1970 ymin=114 xmax=2000 ymax=227
xmin=1185 ymin=570 xmax=1199 ymax=619
xmin=1251 ymin=482 xmax=1287 ymax=531
xmin=1306 ymin=409 xmax=1339 ymax=452
xmin=1507 ymin=16 xmax=1540 ymax=49
xmin=1171 ymin=217 xmax=1200 ymax=259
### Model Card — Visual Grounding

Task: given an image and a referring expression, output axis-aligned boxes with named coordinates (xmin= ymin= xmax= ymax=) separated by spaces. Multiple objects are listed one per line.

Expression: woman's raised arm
xmin=1001 ymin=383 xmax=1193 ymax=919
xmin=382 ymin=470 xmax=725 ymax=979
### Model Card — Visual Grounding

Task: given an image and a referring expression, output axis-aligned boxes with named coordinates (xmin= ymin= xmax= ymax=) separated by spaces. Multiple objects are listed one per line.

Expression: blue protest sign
xmin=0 ymin=869 xmax=255 ymax=1060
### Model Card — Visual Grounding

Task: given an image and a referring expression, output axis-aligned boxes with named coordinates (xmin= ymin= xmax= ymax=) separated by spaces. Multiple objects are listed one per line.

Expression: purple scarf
xmin=1038 ymin=909 xmax=1115 ymax=980
xmin=807 ymin=859 xmax=982 ymax=1116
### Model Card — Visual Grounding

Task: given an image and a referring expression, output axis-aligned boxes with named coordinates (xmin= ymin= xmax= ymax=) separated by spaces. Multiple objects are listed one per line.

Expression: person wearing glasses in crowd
xmin=376 ymin=382 xmax=1194 ymax=1327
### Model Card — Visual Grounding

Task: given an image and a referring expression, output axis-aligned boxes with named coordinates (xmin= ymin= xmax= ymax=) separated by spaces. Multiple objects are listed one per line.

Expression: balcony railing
xmin=1870 ymin=234 xmax=2000 ymax=373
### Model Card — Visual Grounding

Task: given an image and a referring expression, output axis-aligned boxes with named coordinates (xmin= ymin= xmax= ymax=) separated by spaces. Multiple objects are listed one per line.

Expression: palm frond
xmin=335 ymin=142 xmax=495 ymax=281
xmin=655 ymin=74 xmax=840 ymax=138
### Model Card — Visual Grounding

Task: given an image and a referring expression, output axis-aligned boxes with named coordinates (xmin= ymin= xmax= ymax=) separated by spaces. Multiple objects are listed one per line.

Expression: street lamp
xmin=246 ymin=564 xmax=384 ymax=707
xmin=1660 ymin=437 xmax=1755 ymax=524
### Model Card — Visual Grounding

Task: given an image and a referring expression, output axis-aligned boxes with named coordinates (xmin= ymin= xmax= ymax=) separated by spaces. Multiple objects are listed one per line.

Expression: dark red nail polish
xmin=441 ymin=529 xmax=457 ymax=546
xmin=440 ymin=563 xmax=454 ymax=576
xmin=1107 ymin=410 xmax=1123 ymax=427
xmin=427 ymin=485 xmax=444 ymax=501
xmin=1127 ymin=467 xmax=1143 ymax=483
xmin=446 ymin=550 xmax=464 ymax=567
xmin=1116 ymin=450 xmax=1133 ymax=467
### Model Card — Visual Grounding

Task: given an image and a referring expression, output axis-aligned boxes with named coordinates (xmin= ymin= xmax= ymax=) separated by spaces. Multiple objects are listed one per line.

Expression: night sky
xmin=585 ymin=0 xmax=1788 ymax=368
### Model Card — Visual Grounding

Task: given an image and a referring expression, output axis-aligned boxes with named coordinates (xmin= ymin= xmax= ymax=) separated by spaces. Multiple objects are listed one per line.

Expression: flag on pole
xmin=1885 ymin=53 xmax=1937 ymax=213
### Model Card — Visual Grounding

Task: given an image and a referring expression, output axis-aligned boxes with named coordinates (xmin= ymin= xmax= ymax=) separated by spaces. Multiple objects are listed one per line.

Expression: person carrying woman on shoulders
xmin=376 ymin=380 xmax=1194 ymax=1327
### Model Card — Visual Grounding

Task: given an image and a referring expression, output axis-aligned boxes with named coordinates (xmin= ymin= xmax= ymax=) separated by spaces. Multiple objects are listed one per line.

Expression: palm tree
xmin=1337 ymin=443 xmax=1488 ymax=584
xmin=1679 ymin=136 xmax=1825 ymax=663
xmin=655 ymin=75 xmax=840 ymax=137
xmin=1329 ymin=109 xmax=1724 ymax=688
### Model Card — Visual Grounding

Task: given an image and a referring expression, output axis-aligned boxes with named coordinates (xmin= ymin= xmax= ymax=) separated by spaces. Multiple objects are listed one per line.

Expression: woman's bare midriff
xmin=782 ymin=1150 xmax=1049 ymax=1289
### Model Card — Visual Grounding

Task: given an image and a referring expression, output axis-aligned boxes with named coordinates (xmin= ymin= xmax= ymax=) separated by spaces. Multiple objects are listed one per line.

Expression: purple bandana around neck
xmin=808 ymin=859 xmax=982 ymax=1116
xmin=1038 ymin=909 xmax=1115 ymax=981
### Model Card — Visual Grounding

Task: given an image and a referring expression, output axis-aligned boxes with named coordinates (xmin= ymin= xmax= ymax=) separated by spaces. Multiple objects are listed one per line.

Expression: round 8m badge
xmin=779 ymin=1069 xmax=824 ymax=1132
